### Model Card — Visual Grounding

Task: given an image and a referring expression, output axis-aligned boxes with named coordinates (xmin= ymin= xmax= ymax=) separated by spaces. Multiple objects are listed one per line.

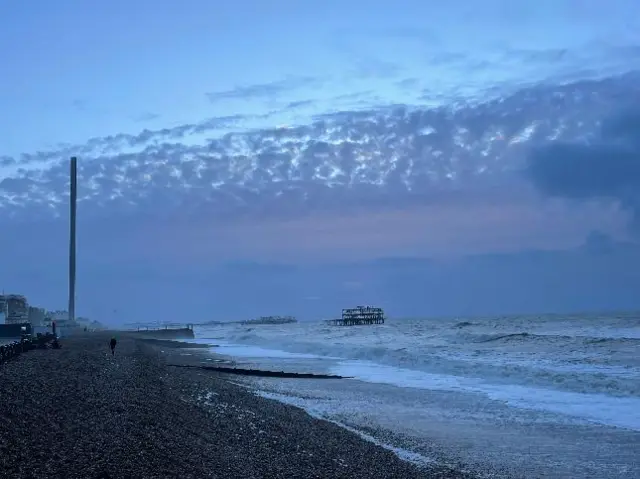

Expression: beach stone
xmin=0 ymin=333 xmax=474 ymax=479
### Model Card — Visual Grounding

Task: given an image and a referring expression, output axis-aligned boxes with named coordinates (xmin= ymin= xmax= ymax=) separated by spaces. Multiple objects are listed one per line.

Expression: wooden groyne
xmin=128 ymin=324 xmax=195 ymax=339
xmin=325 ymin=306 xmax=385 ymax=326
xmin=168 ymin=364 xmax=350 ymax=379
xmin=0 ymin=341 xmax=28 ymax=363
xmin=0 ymin=333 xmax=59 ymax=364
xmin=136 ymin=338 xmax=214 ymax=348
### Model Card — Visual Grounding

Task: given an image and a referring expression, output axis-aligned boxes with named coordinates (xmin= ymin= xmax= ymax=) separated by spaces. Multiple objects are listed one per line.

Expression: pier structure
xmin=325 ymin=306 xmax=385 ymax=326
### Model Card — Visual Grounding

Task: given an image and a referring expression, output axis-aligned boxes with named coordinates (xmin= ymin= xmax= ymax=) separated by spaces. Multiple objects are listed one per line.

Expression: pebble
xmin=0 ymin=334 xmax=474 ymax=479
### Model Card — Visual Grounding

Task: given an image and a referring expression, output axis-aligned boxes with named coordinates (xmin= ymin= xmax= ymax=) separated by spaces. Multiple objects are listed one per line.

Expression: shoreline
xmin=0 ymin=333 xmax=473 ymax=479
xmin=150 ymin=336 xmax=489 ymax=477
xmin=162 ymin=331 xmax=640 ymax=477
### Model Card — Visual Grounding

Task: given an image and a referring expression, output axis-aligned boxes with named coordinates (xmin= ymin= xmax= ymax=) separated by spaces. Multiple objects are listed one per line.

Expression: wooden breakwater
xmin=0 ymin=333 xmax=60 ymax=365
xmin=128 ymin=325 xmax=195 ymax=340
xmin=168 ymin=364 xmax=350 ymax=379
xmin=325 ymin=306 xmax=385 ymax=326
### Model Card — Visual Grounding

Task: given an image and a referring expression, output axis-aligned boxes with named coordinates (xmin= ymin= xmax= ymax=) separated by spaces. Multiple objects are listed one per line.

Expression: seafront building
xmin=28 ymin=306 xmax=46 ymax=326
xmin=0 ymin=294 xmax=102 ymax=334
xmin=43 ymin=311 xmax=103 ymax=334
xmin=43 ymin=310 xmax=78 ymax=335
xmin=0 ymin=294 xmax=29 ymax=324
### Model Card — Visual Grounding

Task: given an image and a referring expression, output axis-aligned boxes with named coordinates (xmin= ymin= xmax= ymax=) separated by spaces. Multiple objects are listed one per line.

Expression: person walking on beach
xmin=109 ymin=336 xmax=117 ymax=356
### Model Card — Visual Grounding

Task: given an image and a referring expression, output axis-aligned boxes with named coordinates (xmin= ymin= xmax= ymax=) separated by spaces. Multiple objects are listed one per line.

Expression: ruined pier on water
xmin=326 ymin=306 xmax=385 ymax=326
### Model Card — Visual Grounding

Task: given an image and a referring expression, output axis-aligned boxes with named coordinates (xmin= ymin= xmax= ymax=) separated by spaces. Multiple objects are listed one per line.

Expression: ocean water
xmin=191 ymin=313 xmax=640 ymax=477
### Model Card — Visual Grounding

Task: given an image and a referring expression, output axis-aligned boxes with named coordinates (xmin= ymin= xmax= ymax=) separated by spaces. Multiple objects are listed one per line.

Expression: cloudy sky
xmin=1 ymin=0 xmax=640 ymax=323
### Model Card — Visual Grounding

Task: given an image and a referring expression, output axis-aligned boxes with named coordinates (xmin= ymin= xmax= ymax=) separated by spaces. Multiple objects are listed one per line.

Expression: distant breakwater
xmin=127 ymin=327 xmax=195 ymax=340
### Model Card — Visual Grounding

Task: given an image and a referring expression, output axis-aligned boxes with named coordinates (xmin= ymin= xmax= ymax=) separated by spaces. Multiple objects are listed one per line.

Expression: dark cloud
xmin=526 ymin=108 xmax=640 ymax=228
xmin=0 ymin=176 xmax=36 ymax=194
xmin=0 ymin=155 xmax=16 ymax=166
xmin=206 ymin=76 xmax=321 ymax=103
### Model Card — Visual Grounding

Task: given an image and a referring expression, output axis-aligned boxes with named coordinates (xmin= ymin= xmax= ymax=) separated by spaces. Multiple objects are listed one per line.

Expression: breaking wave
xmin=195 ymin=313 xmax=640 ymax=398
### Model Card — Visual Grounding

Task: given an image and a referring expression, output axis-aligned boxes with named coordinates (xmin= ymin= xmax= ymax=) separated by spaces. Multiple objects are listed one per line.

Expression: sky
xmin=1 ymin=0 xmax=640 ymax=323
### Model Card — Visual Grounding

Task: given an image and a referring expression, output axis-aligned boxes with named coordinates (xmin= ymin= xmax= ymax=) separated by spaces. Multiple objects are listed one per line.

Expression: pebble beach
xmin=0 ymin=333 xmax=474 ymax=479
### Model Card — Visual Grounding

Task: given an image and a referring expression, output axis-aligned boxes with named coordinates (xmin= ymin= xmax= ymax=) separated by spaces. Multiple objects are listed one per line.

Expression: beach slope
xmin=0 ymin=334 xmax=470 ymax=479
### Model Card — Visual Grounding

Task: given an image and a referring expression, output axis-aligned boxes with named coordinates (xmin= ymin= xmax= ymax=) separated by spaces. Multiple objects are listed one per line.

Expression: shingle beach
xmin=0 ymin=334 xmax=474 ymax=479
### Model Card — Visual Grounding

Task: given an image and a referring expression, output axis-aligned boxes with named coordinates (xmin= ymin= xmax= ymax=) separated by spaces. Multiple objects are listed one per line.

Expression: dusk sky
xmin=1 ymin=0 xmax=640 ymax=323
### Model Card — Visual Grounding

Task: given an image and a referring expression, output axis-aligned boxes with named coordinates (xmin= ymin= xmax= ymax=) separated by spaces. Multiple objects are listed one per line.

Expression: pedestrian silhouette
xmin=109 ymin=337 xmax=117 ymax=356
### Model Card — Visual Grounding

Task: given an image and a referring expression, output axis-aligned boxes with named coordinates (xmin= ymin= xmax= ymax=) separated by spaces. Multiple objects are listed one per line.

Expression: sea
xmin=186 ymin=313 xmax=640 ymax=478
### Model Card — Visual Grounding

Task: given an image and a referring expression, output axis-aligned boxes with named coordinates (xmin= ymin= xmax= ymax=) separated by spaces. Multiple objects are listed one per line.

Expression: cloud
xmin=205 ymin=76 xmax=321 ymax=103
xmin=0 ymin=156 xmax=16 ymax=167
xmin=525 ymin=109 xmax=640 ymax=229
xmin=10 ymin=113 xmax=258 ymax=168
xmin=2 ymin=72 xmax=638 ymax=223
xmin=2 ymin=71 xmax=640 ymax=320
xmin=0 ymin=70 xmax=636 ymax=292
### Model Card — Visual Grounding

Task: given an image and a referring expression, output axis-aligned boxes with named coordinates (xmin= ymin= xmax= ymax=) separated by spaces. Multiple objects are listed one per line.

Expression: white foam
xmin=193 ymin=316 xmax=640 ymax=398
xmin=254 ymin=390 xmax=435 ymax=467
xmin=331 ymin=361 xmax=640 ymax=431
xmin=213 ymin=342 xmax=333 ymax=359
